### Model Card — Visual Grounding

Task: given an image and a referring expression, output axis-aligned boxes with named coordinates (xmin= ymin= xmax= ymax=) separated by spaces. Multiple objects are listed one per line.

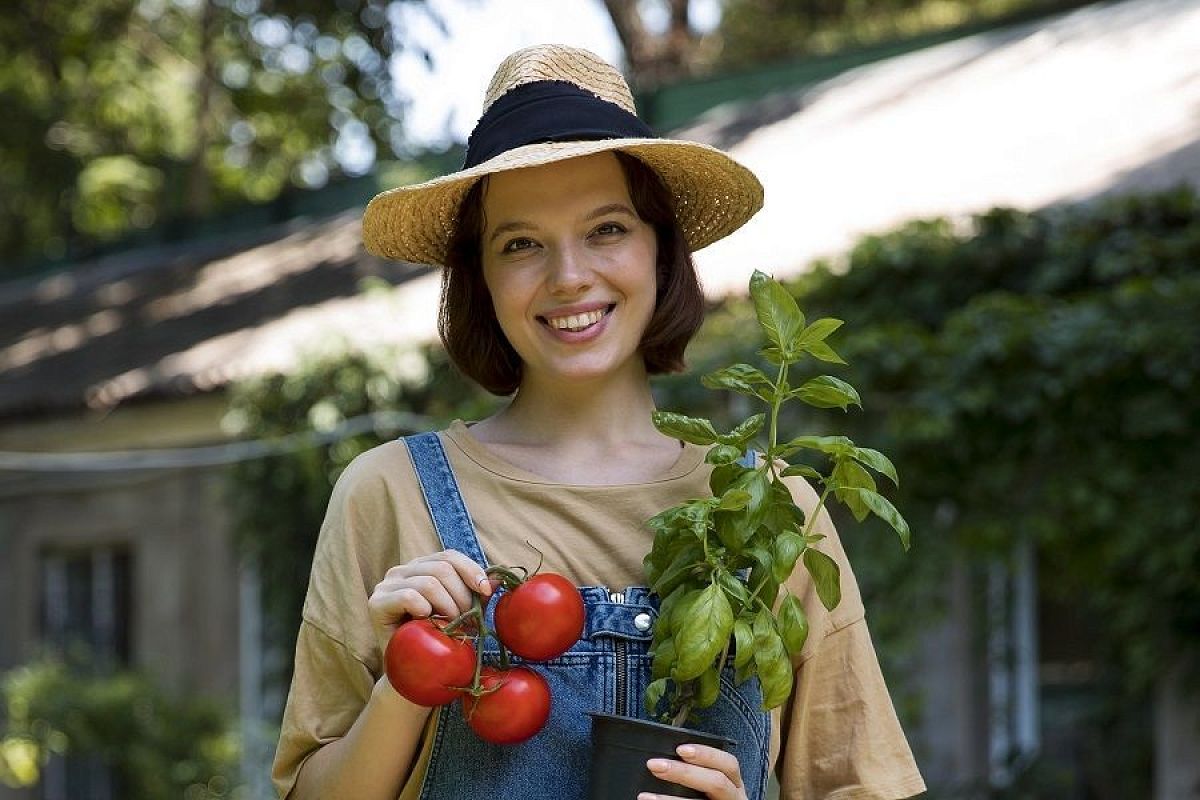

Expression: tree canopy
xmin=0 ymin=0 xmax=435 ymax=272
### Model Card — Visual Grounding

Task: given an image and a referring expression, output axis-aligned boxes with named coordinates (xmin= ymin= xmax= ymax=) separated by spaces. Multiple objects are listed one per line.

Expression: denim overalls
xmin=404 ymin=432 xmax=772 ymax=799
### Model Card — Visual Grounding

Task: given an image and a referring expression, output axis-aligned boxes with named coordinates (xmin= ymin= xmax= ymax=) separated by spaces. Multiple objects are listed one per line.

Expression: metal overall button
xmin=633 ymin=612 xmax=653 ymax=632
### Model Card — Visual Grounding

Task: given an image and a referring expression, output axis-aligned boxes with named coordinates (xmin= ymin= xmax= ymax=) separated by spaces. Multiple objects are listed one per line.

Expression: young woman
xmin=272 ymin=45 xmax=925 ymax=800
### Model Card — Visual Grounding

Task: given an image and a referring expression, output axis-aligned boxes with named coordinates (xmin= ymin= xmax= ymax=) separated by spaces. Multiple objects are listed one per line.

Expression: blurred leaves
xmin=224 ymin=343 xmax=496 ymax=691
xmin=762 ymin=187 xmax=1199 ymax=697
xmin=0 ymin=0 xmax=435 ymax=271
xmin=0 ymin=658 xmax=238 ymax=798
xmin=716 ymin=0 xmax=1083 ymax=68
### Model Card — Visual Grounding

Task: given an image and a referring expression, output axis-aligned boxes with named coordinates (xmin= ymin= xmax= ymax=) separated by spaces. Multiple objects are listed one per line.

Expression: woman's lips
xmin=537 ymin=304 xmax=616 ymax=340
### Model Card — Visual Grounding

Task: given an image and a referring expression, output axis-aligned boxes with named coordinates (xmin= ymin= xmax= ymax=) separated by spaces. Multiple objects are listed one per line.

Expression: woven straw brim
xmin=362 ymin=138 xmax=764 ymax=266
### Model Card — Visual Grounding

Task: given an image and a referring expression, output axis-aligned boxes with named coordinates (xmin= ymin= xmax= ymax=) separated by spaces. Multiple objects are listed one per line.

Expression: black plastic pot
xmin=587 ymin=712 xmax=736 ymax=799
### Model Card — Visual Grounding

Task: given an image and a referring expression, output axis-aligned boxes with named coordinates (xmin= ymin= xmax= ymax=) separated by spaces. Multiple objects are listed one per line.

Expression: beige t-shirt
xmin=272 ymin=421 xmax=926 ymax=799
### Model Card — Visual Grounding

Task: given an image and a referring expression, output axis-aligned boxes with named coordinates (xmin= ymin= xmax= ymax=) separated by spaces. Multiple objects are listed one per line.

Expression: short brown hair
xmin=438 ymin=152 xmax=705 ymax=395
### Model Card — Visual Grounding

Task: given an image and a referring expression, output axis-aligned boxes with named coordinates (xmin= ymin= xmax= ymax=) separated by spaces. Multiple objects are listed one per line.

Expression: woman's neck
xmin=486 ymin=369 xmax=661 ymax=446
xmin=468 ymin=367 xmax=683 ymax=483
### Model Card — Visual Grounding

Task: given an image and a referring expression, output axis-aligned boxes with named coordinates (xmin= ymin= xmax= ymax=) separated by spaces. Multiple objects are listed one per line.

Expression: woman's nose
xmin=546 ymin=244 xmax=592 ymax=295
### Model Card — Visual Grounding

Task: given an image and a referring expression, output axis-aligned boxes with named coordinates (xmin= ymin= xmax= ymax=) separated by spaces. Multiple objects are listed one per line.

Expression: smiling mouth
xmin=539 ymin=305 xmax=615 ymax=333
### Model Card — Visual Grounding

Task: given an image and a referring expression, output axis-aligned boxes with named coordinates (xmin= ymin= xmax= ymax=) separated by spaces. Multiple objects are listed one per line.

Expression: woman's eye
xmin=593 ymin=222 xmax=627 ymax=237
xmin=501 ymin=237 xmax=536 ymax=254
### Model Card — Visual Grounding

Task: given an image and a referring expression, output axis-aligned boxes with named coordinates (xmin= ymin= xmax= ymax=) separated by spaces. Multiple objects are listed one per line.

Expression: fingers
xmin=368 ymin=550 xmax=491 ymax=632
xmin=640 ymin=744 xmax=747 ymax=800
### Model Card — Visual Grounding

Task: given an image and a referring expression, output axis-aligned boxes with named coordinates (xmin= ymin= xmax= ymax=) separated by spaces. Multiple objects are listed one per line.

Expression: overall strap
xmin=402 ymin=432 xmax=491 ymax=568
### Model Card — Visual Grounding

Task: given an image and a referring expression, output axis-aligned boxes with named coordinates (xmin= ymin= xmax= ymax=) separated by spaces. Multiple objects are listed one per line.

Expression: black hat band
xmin=463 ymin=80 xmax=655 ymax=169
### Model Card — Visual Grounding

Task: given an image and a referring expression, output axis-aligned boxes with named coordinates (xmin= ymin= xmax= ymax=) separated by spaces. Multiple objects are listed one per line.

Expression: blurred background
xmin=1 ymin=0 xmax=1198 ymax=797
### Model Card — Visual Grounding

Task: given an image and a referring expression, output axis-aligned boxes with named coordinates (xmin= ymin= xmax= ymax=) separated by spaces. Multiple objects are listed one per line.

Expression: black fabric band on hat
xmin=463 ymin=80 xmax=655 ymax=169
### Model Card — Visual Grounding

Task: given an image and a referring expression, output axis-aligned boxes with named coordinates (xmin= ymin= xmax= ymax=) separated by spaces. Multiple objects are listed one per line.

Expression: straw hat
xmin=362 ymin=44 xmax=764 ymax=266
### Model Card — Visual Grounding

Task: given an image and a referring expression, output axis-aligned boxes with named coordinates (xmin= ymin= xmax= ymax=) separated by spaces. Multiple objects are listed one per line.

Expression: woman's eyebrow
xmin=488 ymin=220 xmax=534 ymax=245
xmin=584 ymin=203 xmax=637 ymax=221
xmin=487 ymin=203 xmax=637 ymax=244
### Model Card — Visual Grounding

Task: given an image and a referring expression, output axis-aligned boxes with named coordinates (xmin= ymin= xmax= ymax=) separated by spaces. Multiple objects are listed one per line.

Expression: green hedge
xmin=0 ymin=659 xmax=239 ymax=798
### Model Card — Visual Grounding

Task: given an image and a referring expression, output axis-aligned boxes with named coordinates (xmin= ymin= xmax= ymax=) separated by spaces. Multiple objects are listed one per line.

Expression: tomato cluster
xmin=384 ymin=566 xmax=585 ymax=745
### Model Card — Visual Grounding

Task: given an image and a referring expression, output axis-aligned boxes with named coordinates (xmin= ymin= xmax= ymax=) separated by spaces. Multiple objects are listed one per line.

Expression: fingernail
xmin=475 ymin=574 xmax=490 ymax=592
xmin=647 ymin=759 xmax=669 ymax=773
xmin=677 ymin=744 xmax=696 ymax=757
xmin=638 ymin=794 xmax=657 ymax=800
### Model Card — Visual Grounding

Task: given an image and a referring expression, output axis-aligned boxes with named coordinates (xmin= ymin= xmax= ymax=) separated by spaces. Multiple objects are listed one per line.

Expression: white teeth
xmin=547 ymin=309 xmax=606 ymax=331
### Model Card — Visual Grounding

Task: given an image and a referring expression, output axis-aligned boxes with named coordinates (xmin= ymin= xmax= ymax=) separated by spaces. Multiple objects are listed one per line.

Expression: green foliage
xmin=716 ymin=0 xmax=1087 ymax=68
xmin=0 ymin=0 xmax=435 ymax=269
xmin=653 ymin=187 xmax=1200 ymax=737
xmin=224 ymin=343 xmax=496 ymax=689
xmin=0 ymin=659 xmax=239 ymax=798
xmin=644 ymin=271 xmax=910 ymax=725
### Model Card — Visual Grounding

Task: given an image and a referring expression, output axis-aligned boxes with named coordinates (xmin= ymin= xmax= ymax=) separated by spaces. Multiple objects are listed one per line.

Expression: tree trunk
xmin=600 ymin=0 xmax=699 ymax=88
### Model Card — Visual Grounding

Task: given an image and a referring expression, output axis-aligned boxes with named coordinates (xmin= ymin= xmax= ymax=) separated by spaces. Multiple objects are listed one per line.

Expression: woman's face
xmin=479 ymin=153 xmax=658 ymax=391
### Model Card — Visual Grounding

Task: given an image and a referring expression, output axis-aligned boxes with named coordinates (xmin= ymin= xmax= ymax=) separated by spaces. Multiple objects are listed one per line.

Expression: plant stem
xmin=767 ymin=359 xmax=789 ymax=477
xmin=470 ymin=594 xmax=485 ymax=691
xmin=799 ymin=486 xmax=834 ymax=542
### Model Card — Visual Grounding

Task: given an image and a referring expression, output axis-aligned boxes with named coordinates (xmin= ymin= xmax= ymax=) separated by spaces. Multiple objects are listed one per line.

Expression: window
xmin=38 ymin=545 xmax=133 ymax=800
xmin=40 ymin=546 xmax=132 ymax=665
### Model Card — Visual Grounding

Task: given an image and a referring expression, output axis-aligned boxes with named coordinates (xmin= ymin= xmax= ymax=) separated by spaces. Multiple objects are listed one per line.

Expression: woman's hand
xmin=367 ymin=549 xmax=493 ymax=653
xmin=640 ymin=744 xmax=748 ymax=800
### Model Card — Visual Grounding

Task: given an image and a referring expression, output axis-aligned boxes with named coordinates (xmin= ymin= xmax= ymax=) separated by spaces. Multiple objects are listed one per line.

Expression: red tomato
xmin=494 ymin=574 xmax=585 ymax=661
xmin=463 ymin=666 xmax=551 ymax=744
xmin=385 ymin=618 xmax=477 ymax=706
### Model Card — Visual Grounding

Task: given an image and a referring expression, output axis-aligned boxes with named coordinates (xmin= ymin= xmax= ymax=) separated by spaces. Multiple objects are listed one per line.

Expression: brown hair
xmin=438 ymin=152 xmax=705 ymax=396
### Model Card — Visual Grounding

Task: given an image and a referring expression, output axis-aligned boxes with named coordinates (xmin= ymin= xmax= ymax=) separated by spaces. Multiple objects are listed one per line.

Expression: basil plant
xmin=644 ymin=270 xmax=911 ymax=726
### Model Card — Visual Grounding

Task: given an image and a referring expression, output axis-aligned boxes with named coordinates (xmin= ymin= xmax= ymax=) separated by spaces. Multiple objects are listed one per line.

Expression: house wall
xmin=0 ymin=465 xmax=240 ymax=696
xmin=0 ymin=399 xmax=243 ymax=799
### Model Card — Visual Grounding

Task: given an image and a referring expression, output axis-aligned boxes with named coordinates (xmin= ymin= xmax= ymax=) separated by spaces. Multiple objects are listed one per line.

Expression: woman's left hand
xmin=640 ymin=744 xmax=748 ymax=800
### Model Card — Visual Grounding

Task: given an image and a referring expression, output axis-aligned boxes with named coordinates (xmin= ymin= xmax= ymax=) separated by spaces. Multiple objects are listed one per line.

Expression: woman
xmin=272 ymin=45 xmax=925 ymax=800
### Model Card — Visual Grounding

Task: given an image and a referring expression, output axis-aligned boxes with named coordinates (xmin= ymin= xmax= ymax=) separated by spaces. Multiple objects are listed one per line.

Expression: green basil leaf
xmin=790 ymin=375 xmax=862 ymax=410
xmin=705 ymin=444 xmax=743 ymax=466
xmin=644 ymin=677 xmax=669 ymax=717
xmin=795 ymin=317 xmax=844 ymax=348
xmin=778 ymin=434 xmax=855 ymax=459
xmin=701 ymin=364 xmax=775 ymax=404
xmin=851 ymin=447 xmax=900 ymax=487
xmin=734 ymin=661 xmax=755 ymax=686
xmin=673 ymin=584 xmax=734 ymax=681
xmin=651 ymin=637 xmax=677 ymax=680
xmin=805 ymin=339 xmax=847 ymax=365
xmin=652 ymin=411 xmax=721 ymax=445
xmin=750 ymin=270 xmax=805 ymax=354
xmin=695 ymin=664 xmax=721 ymax=709
xmin=717 ymin=489 xmax=751 ymax=511
xmin=772 ymin=530 xmax=805 ymax=583
xmin=656 ymin=585 xmax=687 ymax=636
xmin=722 ymin=413 xmax=766 ymax=448
xmin=652 ymin=543 xmax=705 ymax=597
xmin=832 ymin=459 xmax=876 ymax=522
xmin=717 ymin=570 xmax=752 ymax=608
xmin=709 ymin=463 xmax=744 ymax=497
xmin=780 ymin=463 xmax=823 ymax=480
xmin=733 ymin=619 xmax=755 ymax=670
xmin=752 ymin=613 xmax=793 ymax=710
xmin=802 ymin=548 xmax=842 ymax=611
xmin=844 ymin=487 xmax=912 ymax=551
xmin=778 ymin=594 xmax=809 ymax=656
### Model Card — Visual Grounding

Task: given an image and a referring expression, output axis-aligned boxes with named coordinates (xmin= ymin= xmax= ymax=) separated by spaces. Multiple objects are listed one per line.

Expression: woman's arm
xmin=289 ymin=676 xmax=430 ymax=800
xmin=289 ymin=548 xmax=491 ymax=800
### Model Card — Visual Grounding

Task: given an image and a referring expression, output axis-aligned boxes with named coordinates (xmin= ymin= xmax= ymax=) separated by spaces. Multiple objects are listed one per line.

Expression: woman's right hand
xmin=367 ymin=549 xmax=493 ymax=655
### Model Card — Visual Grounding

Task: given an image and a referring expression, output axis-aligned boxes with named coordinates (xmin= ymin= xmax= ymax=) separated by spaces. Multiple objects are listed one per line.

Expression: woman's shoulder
xmin=331 ymin=428 xmax=456 ymax=497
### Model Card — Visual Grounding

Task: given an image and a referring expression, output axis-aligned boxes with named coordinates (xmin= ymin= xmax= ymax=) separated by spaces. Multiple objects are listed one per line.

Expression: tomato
xmin=463 ymin=666 xmax=552 ymax=744
xmin=493 ymin=573 xmax=585 ymax=661
xmin=385 ymin=618 xmax=477 ymax=706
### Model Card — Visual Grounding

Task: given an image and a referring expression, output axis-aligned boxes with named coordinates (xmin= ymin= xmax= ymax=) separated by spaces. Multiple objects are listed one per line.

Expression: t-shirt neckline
xmin=443 ymin=419 xmax=708 ymax=487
